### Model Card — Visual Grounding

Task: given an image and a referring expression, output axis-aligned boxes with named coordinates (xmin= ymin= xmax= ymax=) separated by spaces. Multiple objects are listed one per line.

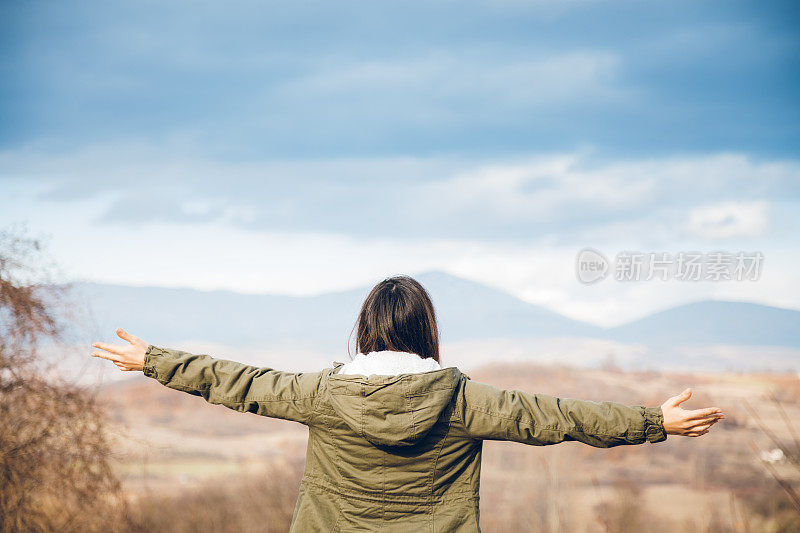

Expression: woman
xmin=92 ymin=275 xmax=724 ymax=532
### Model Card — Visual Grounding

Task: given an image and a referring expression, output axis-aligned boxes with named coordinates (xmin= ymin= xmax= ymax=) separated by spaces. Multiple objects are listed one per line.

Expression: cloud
xmin=686 ymin=201 xmax=769 ymax=239
xmin=420 ymin=153 xmax=798 ymax=243
xmin=2 ymin=144 xmax=798 ymax=247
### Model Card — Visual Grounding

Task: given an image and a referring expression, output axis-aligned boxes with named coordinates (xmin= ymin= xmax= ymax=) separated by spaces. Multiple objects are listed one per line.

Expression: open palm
xmin=91 ymin=328 xmax=148 ymax=372
xmin=660 ymin=388 xmax=724 ymax=437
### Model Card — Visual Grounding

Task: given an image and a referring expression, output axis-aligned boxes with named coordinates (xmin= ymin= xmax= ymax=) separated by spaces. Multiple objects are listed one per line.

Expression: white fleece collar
xmin=339 ymin=350 xmax=441 ymax=376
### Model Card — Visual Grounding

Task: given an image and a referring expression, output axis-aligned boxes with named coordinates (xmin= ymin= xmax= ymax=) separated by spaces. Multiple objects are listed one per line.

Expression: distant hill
xmin=71 ymin=271 xmax=602 ymax=350
xmin=72 ymin=271 xmax=800 ymax=355
xmin=73 ymin=281 xmax=364 ymax=350
xmin=607 ymin=300 xmax=800 ymax=348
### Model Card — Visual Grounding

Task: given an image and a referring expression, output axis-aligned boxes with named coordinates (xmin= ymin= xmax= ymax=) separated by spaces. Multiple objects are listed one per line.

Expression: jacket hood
xmin=326 ymin=355 xmax=462 ymax=448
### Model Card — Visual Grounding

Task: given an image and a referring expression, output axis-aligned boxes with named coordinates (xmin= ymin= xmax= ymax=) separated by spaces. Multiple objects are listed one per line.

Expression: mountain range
xmin=71 ymin=271 xmax=799 ymax=355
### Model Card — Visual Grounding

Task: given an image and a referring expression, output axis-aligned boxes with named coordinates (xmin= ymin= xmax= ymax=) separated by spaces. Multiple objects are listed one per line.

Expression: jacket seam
xmin=307 ymin=377 xmax=322 ymax=427
xmin=320 ymin=371 xmax=345 ymax=533
xmin=216 ymin=394 xmax=319 ymax=403
xmin=430 ymin=403 xmax=454 ymax=499
xmin=405 ymin=379 xmax=417 ymax=441
xmin=380 ymin=437 xmax=386 ymax=528
xmin=430 ymin=404 xmax=454 ymax=532
xmin=360 ymin=382 xmax=367 ymax=441
xmin=330 ymin=389 xmax=452 ymax=397
xmin=454 ymin=389 xmax=480 ymax=443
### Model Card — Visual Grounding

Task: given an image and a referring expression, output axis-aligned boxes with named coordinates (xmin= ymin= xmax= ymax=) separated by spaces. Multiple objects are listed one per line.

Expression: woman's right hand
xmin=91 ymin=327 xmax=148 ymax=372
xmin=660 ymin=388 xmax=724 ymax=437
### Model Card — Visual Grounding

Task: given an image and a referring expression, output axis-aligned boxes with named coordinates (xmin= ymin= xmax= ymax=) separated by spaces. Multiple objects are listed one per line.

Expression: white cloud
xmin=3 ymin=145 xmax=797 ymax=244
xmin=425 ymin=153 xmax=658 ymax=222
xmin=686 ymin=200 xmax=769 ymax=239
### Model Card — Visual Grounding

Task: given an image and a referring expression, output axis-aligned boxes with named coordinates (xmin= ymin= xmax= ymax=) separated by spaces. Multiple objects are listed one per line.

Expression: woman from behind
xmin=92 ymin=275 xmax=724 ymax=532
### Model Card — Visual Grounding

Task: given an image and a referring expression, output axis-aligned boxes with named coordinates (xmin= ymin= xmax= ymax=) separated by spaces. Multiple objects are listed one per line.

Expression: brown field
xmin=101 ymin=362 xmax=800 ymax=532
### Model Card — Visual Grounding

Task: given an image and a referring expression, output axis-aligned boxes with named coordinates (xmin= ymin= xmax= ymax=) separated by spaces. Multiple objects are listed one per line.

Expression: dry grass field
xmin=99 ymin=362 xmax=800 ymax=532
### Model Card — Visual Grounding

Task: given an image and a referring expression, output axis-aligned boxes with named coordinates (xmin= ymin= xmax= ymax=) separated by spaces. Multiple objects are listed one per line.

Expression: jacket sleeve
xmin=142 ymin=345 xmax=322 ymax=425
xmin=458 ymin=379 xmax=667 ymax=448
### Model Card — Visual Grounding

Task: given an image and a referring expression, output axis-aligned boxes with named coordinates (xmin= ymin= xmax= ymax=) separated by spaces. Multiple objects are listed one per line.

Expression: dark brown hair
xmin=353 ymin=275 xmax=440 ymax=362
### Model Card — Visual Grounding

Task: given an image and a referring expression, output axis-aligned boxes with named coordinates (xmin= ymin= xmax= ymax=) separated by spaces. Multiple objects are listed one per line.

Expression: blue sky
xmin=1 ymin=0 xmax=798 ymax=326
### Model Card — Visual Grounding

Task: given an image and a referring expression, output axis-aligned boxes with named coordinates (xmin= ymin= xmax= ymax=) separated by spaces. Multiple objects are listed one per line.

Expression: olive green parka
xmin=143 ymin=345 xmax=667 ymax=532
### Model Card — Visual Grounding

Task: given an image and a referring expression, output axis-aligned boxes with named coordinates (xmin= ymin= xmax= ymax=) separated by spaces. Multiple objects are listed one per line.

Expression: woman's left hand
xmin=660 ymin=388 xmax=724 ymax=437
xmin=91 ymin=328 xmax=148 ymax=372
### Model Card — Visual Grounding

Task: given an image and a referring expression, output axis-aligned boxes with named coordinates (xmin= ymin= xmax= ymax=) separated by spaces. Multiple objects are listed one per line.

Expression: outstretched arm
xmin=459 ymin=379 xmax=723 ymax=448
xmin=91 ymin=328 xmax=321 ymax=424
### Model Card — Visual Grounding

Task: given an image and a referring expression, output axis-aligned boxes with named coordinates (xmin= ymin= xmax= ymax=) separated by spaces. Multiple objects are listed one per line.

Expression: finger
xmin=686 ymin=417 xmax=721 ymax=429
xmin=684 ymin=415 xmax=724 ymax=427
xmin=668 ymin=388 xmax=692 ymax=407
xmin=686 ymin=429 xmax=710 ymax=437
xmin=92 ymin=341 xmax=126 ymax=355
xmin=685 ymin=407 xmax=723 ymax=420
xmin=686 ymin=421 xmax=714 ymax=432
xmin=681 ymin=417 xmax=720 ymax=430
xmin=92 ymin=351 xmax=121 ymax=362
xmin=116 ymin=327 xmax=143 ymax=345
xmin=684 ymin=418 xmax=713 ymax=429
